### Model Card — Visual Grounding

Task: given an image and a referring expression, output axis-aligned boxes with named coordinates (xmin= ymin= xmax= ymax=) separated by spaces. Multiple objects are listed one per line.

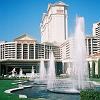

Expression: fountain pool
xmin=12 ymin=84 xmax=80 ymax=100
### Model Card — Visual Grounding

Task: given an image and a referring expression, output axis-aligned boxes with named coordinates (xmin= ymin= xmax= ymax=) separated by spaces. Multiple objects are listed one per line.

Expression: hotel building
xmin=85 ymin=22 xmax=100 ymax=55
xmin=86 ymin=22 xmax=100 ymax=77
xmin=0 ymin=34 xmax=62 ymax=76
xmin=86 ymin=36 xmax=97 ymax=55
xmin=40 ymin=1 xmax=68 ymax=44
xmin=93 ymin=22 xmax=100 ymax=52
xmin=0 ymin=1 xmax=100 ymax=78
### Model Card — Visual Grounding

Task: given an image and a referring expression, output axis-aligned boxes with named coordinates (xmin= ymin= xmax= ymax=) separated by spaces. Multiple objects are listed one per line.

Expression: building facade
xmin=0 ymin=34 xmax=61 ymax=60
xmin=86 ymin=36 xmax=97 ymax=55
xmin=85 ymin=22 xmax=100 ymax=55
xmin=40 ymin=1 xmax=68 ymax=44
xmin=86 ymin=22 xmax=100 ymax=77
xmin=93 ymin=22 xmax=100 ymax=52
xmin=0 ymin=34 xmax=62 ymax=76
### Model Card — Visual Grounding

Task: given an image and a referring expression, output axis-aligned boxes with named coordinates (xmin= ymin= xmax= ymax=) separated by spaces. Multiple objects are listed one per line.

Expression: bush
xmin=80 ymin=89 xmax=100 ymax=100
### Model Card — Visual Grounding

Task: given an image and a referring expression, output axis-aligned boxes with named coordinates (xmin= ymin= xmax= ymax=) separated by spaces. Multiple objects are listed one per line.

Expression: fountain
xmin=31 ymin=66 xmax=35 ymax=78
xmin=47 ymin=51 xmax=56 ymax=90
xmin=34 ymin=59 xmax=47 ymax=84
xmin=40 ymin=59 xmax=46 ymax=80
xmin=29 ymin=66 xmax=35 ymax=81
xmin=11 ymin=68 xmax=16 ymax=77
xmin=19 ymin=68 xmax=23 ymax=78
xmin=47 ymin=16 xmax=94 ymax=94
xmin=72 ymin=16 xmax=89 ymax=90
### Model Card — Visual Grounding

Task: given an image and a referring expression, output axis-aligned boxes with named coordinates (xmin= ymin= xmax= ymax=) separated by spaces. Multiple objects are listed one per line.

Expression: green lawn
xmin=1 ymin=78 xmax=100 ymax=100
xmin=0 ymin=80 xmax=28 ymax=100
xmin=0 ymin=80 xmax=34 ymax=100
xmin=0 ymin=80 xmax=18 ymax=100
xmin=0 ymin=80 xmax=44 ymax=100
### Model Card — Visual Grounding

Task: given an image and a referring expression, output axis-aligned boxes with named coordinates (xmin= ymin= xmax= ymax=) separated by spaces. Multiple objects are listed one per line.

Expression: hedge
xmin=80 ymin=89 xmax=100 ymax=100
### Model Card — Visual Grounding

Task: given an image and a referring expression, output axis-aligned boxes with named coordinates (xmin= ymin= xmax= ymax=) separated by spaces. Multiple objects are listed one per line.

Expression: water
xmin=47 ymin=51 xmax=56 ymax=89
xmin=29 ymin=66 xmax=35 ymax=80
xmin=31 ymin=66 xmax=35 ymax=77
xmin=40 ymin=59 xmax=46 ymax=80
xmin=13 ymin=85 xmax=80 ymax=100
xmin=47 ymin=16 xmax=91 ymax=93
xmin=72 ymin=16 xmax=89 ymax=89
xmin=19 ymin=68 xmax=23 ymax=77
xmin=11 ymin=68 xmax=16 ymax=77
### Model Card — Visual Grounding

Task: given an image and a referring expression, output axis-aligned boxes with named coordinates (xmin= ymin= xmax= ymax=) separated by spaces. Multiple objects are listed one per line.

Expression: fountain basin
xmin=47 ymin=79 xmax=95 ymax=94
xmin=48 ymin=88 xmax=80 ymax=94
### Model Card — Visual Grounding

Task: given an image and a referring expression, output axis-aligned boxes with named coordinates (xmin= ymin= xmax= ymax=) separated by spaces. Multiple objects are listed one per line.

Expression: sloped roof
xmin=14 ymin=34 xmax=36 ymax=41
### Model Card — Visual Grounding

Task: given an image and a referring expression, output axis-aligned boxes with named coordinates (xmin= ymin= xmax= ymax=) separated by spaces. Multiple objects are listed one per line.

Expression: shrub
xmin=80 ymin=89 xmax=100 ymax=100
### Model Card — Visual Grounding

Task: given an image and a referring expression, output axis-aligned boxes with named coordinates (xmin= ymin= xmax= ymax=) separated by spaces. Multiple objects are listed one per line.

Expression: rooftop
xmin=14 ymin=34 xmax=36 ymax=42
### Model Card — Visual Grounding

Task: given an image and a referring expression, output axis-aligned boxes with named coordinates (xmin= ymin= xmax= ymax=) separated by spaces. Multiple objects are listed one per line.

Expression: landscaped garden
xmin=0 ymin=78 xmax=100 ymax=100
xmin=0 ymin=80 xmax=19 ymax=100
xmin=0 ymin=79 xmax=43 ymax=100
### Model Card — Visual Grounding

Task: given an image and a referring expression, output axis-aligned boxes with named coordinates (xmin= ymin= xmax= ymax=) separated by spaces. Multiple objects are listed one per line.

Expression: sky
xmin=0 ymin=0 xmax=100 ymax=42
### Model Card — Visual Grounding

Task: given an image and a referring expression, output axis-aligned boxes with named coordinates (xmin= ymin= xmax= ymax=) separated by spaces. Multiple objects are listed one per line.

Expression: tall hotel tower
xmin=40 ymin=1 xmax=68 ymax=44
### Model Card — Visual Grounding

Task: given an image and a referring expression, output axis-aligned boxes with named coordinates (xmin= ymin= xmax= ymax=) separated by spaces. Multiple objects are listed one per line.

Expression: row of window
xmin=0 ymin=43 xmax=60 ymax=60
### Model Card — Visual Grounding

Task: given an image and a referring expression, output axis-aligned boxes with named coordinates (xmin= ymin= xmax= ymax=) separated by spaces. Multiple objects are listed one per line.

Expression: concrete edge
xmin=92 ymin=81 xmax=100 ymax=86
xmin=4 ymin=85 xmax=33 ymax=98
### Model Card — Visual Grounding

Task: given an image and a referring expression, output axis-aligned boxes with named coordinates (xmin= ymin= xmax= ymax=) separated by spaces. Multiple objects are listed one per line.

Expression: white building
xmin=86 ymin=22 xmax=100 ymax=55
xmin=40 ymin=1 xmax=68 ymax=44
xmin=0 ymin=34 xmax=61 ymax=60
xmin=60 ymin=38 xmax=73 ymax=60
xmin=0 ymin=1 xmax=100 ymax=77
xmin=85 ymin=36 xmax=97 ymax=55
xmin=93 ymin=22 xmax=100 ymax=52
xmin=0 ymin=34 xmax=62 ymax=76
xmin=93 ymin=22 xmax=100 ymax=36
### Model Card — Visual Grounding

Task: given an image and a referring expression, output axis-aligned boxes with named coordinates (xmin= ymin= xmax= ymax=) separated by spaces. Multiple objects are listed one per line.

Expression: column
xmin=89 ymin=61 xmax=92 ymax=77
xmin=15 ymin=43 xmax=17 ymax=59
xmin=65 ymin=62 xmax=68 ymax=74
xmin=1 ymin=45 xmax=3 ymax=59
xmin=95 ymin=60 xmax=98 ymax=75
xmin=34 ymin=42 xmax=36 ymax=59
xmin=68 ymin=62 xmax=71 ymax=75
xmin=86 ymin=38 xmax=89 ymax=55
xmin=3 ymin=44 xmax=5 ymax=59
xmin=44 ymin=44 xmax=45 ymax=59
xmin=91 ymin=38 xmax=93 ymax=55
xmin=62 ymin=62 xmax=65 ymax=74
xmin=92 ymin=61 xmax=95 ymax=77
xmin=28 ymin=44 xmax=29 ymax=59
xmin=21 ymin=43 xmax=23 ymax=59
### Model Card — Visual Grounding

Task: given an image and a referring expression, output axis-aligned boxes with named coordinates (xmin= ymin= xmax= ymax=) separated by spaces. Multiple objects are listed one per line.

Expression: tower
xmin=40 ymin=1 xmax=68 ymax=44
